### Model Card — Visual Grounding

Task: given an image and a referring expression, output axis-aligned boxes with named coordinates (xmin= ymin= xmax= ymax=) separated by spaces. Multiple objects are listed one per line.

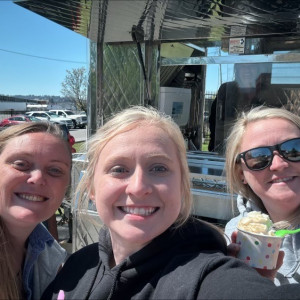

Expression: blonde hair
xmin=0 ymin=122 xmax=71 ymax=299
xmin=76 ymin=106 xmax=192 ymax=226
xmin=226 ymin=106 xmax=300 ymax=218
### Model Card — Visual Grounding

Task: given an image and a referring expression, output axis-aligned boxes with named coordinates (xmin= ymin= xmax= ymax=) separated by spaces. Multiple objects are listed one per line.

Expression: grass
xmin=201 ymin=137 xmax=209 ymax=151
xmin=202 ymin=143 xmax=208 ymax=151
xmin=73 ymin=142 xmax=85 ymax=152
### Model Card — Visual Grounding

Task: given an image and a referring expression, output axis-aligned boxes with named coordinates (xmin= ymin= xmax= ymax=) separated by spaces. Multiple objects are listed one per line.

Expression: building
xmin=0 ymin=94 xmax=48 ymax=116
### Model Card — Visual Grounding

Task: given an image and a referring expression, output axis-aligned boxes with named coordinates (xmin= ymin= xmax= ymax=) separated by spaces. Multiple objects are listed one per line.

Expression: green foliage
xmin=73 ymin=142 xmax=85 ymax=153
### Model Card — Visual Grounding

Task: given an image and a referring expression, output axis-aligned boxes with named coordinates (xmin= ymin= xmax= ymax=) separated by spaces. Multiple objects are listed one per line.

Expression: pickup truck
xmin=49 ymin=110 xmax=87 ymax=129
xmin=25 ymin=111 xmax=73 ymax=129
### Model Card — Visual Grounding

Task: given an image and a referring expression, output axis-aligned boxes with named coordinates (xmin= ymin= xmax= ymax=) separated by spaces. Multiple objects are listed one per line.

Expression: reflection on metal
xmin=192 ymin=189 xmax=234 ymax=221
xmin=15 ymin=0 xmax=300 ymax=43
xmin=72 ymin=210 xmax=102 ymax=253
xmin=88 ymin=41 xmax=99 ymax=136
xmin=186 ymin=152 xmax=235 ymax=221
xmin=162 ymin=53 xmax=300 ymax=66
xmin=15 ymin=0 xmax=92 ymax=39
xmin=161 ymin=43 xmax=195 ymax=58
xmin=101 ymin=44 xmax=143 ymax=120
xmin=15 ymin=0 xmax=300 ymax=136
xmin=131 ymin=25 xmax=151 ymax=104
xmin=191 ymin=176 xmax=227 ymax=192
xmin=160 ymin=65 xmax=184 ymax=87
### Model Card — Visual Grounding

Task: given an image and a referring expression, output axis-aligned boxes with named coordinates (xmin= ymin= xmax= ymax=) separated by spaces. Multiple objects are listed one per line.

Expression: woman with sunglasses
xmin=225 ymin=106 xmax=300 ymax=285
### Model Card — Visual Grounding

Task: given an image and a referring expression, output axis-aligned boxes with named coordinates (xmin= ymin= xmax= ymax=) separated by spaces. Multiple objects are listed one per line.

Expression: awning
xmin=15 ymin=0 xmax=300 ymax=44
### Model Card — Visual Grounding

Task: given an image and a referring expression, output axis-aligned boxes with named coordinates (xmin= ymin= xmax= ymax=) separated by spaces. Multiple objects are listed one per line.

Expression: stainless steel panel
xmin=162 ymin=53 xmax=300 ymax=66
xmin=15 ymin=0 xmax=300 ymax=43
xmin=90 ymin=42 xmax=160 ymax=121
xmin=72 ymin=209 xmax=102 ymax=252
xmin=191 ymin=189 xmax=234 ymax=221
xmin=102 ymin=43 xmax=144 ymax=119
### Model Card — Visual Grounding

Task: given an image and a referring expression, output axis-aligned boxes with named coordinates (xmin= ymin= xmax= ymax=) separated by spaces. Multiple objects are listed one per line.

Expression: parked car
xmin=25 ymin=111 xmax=73 ymax=129
xmin=0 ymin=115 xmax=41 ymax=127
xmin=59 ymin=124 xmax=76 ymax=153
xmin=49 ymin=110 xmax=87 ymax=129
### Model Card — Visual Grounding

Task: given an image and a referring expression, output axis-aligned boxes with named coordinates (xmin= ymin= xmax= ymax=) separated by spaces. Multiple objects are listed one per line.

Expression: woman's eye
xmin=110 ymin=166 xmax=128 ymax=175
xmin=11 ymin=160 xmax=30 ymax=171
xmin=151 ymin=165 xmax=168 ymax=173
xmin=48 ymin=167 xmax=64 ymax=177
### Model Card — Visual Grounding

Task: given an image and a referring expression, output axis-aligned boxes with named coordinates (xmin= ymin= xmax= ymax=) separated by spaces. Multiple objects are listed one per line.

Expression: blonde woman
xmin=44 ymin=106 xmax=300 ymax=299
xmin=225 ymin=106 xmax=300 ymax=285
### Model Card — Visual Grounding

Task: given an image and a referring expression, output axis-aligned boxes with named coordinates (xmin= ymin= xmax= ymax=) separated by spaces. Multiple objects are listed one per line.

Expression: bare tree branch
xmin=61 ymin=67 xmax=87 ymax=112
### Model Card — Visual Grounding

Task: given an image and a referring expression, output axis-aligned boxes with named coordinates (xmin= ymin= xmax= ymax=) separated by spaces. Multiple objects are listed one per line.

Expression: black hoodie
xmin=42 ymin=218 xmax=300 ymax=299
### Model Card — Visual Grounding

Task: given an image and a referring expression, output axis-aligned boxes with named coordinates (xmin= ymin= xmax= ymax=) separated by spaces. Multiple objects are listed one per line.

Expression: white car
xmin=49 ymin=110 xmax=87 ymax=129
xmin=25 ymin=111 xmax=73 ymax=129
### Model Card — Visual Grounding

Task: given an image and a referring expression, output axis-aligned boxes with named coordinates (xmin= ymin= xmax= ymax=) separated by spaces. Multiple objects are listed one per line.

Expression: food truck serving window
xmin=209 ymin=57 xmax=300 ymax=154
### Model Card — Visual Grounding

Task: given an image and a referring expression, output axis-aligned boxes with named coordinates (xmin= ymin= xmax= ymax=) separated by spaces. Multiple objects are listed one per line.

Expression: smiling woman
xmin=90 ymin=124 xmax=183 ymax=263
xmin=0 ymin=122 xmax=72 ymax=300
xmin=225 ymin=106 xmax=300 ymax=285
xmin=43 ymin=106 xmax=300 ymax=300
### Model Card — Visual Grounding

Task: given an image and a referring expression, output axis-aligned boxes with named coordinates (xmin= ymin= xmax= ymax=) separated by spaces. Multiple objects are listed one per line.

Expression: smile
xmin=16 ymin=193 xmax=47 ymax=202
xmin=119 ymin=206 xmax=158 ymax=216
xmin=270 ymin=176 xmax=295 ymax=184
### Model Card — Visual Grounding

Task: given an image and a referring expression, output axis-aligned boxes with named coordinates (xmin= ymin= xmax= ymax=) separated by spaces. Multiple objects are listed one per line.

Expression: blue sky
xmin=0 ymin=0 xmax=89 ymax=96
xmin=0 ymin=0 xmax=225 ymax=97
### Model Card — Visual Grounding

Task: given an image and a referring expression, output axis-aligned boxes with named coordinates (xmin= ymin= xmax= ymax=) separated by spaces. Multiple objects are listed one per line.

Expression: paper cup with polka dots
xmin=236 ymin=228 xmax=283 ymax=270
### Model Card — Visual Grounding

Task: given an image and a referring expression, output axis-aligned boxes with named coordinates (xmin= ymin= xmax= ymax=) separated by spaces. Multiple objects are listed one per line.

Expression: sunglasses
xmin=237 ymin=137 xmax=300 ymax=171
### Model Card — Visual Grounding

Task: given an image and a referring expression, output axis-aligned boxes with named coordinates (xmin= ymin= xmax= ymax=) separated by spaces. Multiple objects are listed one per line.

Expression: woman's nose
xmin=27 ymin=169 xmax=46 ymax=185
xmin=269 ymin=152 xmax=289 ymax=171
xmin=125 ymin=168 xmax=152 ymax=197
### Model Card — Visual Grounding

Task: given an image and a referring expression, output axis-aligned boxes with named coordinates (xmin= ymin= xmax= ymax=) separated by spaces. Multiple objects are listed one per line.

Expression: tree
xmin=61 ymin=67 xmax=87 ymax=112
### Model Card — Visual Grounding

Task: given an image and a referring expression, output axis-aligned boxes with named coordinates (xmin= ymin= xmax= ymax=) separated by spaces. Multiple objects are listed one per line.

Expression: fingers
xmin=254 ymin=251 xmax=284 ymax=281
xmin=227 ymin=243 xmax=240 ymax=257
xmin=228 ymin=231 xmax=284 ymax=282
xmin=275 ymin=251 xmax=284 ymax=270
xmin=231 ymin=231 xmax=237 ymax=244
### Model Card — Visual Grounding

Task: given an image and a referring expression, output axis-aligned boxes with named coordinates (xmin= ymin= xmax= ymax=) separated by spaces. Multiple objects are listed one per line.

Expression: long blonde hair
xmin=0 ymin=122 xmax=71 ymax=299
xmin=76 ymin=106 xmax=192 ymax=227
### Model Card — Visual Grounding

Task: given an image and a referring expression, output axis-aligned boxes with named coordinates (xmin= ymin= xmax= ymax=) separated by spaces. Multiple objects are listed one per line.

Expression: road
xmin=69 ymin=128 xmax=87 ymax=143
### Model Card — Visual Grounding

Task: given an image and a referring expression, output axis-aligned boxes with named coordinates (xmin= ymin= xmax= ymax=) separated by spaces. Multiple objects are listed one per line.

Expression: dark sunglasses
xmin=236 ymin=137 xmax=300 ymax=171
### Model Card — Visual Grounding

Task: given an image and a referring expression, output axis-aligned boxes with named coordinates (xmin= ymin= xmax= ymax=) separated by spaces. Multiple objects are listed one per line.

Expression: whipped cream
xmin=238 ymin=211 xmax=275 ymax=236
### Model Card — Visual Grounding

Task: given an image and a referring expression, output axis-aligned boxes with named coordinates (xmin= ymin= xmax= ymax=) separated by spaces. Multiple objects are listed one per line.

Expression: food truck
xmin=16 ymin=0 xmax=300 ymax=251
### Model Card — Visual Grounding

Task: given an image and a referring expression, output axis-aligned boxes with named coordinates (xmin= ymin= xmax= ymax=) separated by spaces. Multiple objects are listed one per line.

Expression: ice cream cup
xmin=236 ymin=228 xmax=283 ymax=270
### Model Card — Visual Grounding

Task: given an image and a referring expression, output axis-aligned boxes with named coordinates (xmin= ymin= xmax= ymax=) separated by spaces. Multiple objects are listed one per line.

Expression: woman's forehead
xmin=240 ymin=118 xmax=300 ymax=149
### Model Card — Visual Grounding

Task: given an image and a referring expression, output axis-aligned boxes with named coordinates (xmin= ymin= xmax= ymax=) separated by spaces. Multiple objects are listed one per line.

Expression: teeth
xmin=121 ymin=206 xmax=156 ymax=216
xmin=271 ymin=177 xmax=293 ymax=183
xmin=17 ymin=193 xmax=45 ymax=202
